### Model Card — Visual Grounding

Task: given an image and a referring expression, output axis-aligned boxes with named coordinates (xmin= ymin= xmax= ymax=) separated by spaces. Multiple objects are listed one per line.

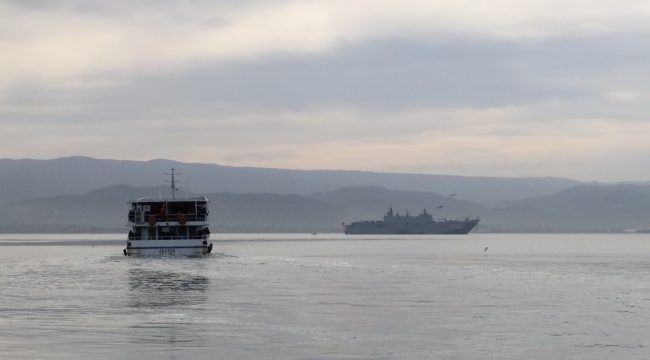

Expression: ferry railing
xmin=128 ymin=213 xmax=208 ymax=223
xmin=153 ymin=235 xmax=210 ymax=240
xmin=128 ymin=235 xmax=209 ymax=240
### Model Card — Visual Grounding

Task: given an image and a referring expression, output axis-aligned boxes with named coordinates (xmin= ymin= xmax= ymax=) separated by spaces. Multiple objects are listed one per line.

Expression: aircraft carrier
xmin=344 ymin=208 xmax=479 ymax=235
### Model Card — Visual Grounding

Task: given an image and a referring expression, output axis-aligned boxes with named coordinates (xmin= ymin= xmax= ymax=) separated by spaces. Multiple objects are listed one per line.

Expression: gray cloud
xmin=4 ymin=35 xmax=649 ymax=117
xmin=2 ymin=1 xmax=650 ymax=181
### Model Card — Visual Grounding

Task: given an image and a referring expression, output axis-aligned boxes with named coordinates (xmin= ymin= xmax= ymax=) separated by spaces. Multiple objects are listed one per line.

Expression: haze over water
xmin=1 ymin=234 xmax=649 ymax=359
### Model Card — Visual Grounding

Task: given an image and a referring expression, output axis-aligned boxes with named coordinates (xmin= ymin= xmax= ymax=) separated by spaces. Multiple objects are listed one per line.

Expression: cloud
xmin=2 ymin=1 xmax=650 ymax=182
xmin=3 ymin=36 xmax=649 ymax=118
xmin=2 ymin=0 xmax=650 ymax=89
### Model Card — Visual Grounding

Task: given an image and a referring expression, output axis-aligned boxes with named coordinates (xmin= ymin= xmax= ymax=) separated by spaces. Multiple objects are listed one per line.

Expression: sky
xmin=1 ymin=0 xmax=650 ymax=182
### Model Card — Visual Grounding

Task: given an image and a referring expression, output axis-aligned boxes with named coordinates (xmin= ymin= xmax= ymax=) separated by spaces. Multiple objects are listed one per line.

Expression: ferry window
xmin=162 ymin=227 xmax=170 ymax=233
xmin=179 ymin=226 xmax=188 ymax=237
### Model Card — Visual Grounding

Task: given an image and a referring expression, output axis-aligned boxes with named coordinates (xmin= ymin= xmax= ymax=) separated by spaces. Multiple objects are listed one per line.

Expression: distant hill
xmin=0 ymin=185 xmax=349 ymax=233
xmin=485 ymin=184 xmax=650 ymax=232
xmin=0 ymin=185 xmax=167 ymax=233
xmin=0 ymin=185 xmax=480 ymax=233
xmin=2 ymin=182 xmax=650 ymax=234
xmin=0 ymin=156 xmax=584 ymax=204
xmin=204 ymin=193 xmax=349 ymax=233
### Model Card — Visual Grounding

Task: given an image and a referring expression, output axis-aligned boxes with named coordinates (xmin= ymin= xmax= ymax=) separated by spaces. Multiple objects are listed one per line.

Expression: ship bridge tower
xmin=384 ymin=207 xmax=394 ymax=221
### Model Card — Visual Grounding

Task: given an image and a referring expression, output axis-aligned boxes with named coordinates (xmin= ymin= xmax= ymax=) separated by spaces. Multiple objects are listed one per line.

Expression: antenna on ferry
xmin=165 ymin=168 xmax=181 ymax=200
xmin=157 ymin=176 xmax=162 ymax=199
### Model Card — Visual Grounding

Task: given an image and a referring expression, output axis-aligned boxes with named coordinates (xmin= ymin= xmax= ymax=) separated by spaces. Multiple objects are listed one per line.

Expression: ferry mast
xmin=165 ymin=168 xmax=181 ymax=199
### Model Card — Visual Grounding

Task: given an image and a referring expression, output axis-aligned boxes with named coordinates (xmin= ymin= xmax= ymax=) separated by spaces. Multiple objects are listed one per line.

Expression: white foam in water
xmin=0 ymin=233 xmax=649 ymax=359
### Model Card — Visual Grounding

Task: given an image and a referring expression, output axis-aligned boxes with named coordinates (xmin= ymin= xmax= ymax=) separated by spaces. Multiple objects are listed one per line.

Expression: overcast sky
xmin=1 ymin=0 xmax=650 ymax=181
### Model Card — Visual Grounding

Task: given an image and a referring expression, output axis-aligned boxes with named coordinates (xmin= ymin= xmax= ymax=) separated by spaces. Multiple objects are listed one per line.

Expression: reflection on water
xmin=128 ymin=268 xmax=209 ymax=308
xmin=127 ymin=268 xmax=211 ymax=350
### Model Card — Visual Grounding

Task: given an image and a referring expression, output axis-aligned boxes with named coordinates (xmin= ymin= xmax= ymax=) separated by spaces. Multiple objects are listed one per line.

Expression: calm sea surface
xmin=1 ymin=233 xmax=650 ymax=359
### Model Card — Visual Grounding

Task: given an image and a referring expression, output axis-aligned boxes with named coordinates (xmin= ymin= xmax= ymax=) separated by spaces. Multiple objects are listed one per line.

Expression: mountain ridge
xmin=1 ymin=183 xmax=649 ymax=233
xmin=0 ymin=156 xmax=585 ymax=204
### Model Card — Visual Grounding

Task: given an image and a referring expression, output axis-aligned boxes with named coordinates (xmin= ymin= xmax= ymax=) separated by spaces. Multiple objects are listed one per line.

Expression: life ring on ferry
xmin=178 ymin=214 xmax=186 ymax=225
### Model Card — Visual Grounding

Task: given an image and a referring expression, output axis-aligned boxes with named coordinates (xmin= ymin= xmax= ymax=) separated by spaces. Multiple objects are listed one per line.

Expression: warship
xmin=344 ymin=208 xmax=479 ymax=235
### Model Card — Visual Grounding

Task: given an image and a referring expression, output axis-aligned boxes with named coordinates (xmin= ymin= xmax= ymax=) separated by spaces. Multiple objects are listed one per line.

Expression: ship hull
xmin=345 ymin=219 xmax=479 ymax=235
xmin=126 ymin=239 xmax=211 ymax=256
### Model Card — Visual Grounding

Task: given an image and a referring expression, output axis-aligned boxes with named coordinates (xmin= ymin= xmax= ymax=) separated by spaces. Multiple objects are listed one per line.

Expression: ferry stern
xmin=124 ymin=169 xmax=213 ymax=256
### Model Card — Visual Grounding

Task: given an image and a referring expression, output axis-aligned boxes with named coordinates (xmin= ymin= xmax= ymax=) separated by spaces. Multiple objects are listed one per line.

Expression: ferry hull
xmin=126 ymin=239 xmax=211 ymax=256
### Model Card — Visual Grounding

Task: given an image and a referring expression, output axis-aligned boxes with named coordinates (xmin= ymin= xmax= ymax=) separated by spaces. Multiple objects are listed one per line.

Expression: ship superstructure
xmin=344 ymin=208 xmax=479 ymax=235
xmin=123 ymin=169 xmax=213 ymax=256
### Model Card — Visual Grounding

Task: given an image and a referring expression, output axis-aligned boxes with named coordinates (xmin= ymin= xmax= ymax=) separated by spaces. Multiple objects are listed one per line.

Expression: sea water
xmin=1 ymin=233 xmax=649 ymax=359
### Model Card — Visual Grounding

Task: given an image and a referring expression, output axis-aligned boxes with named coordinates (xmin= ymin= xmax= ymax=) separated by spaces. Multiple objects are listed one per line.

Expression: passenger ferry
xmin=123 ymin=169 xmax=213 ymax=256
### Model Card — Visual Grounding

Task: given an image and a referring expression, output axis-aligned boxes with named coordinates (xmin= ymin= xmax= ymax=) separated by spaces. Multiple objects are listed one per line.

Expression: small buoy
xmin=484 ymin=247 xmax=488 ymax=252
xmin=207 ymin=243 xmax=213 ymax=254
xmin=123 ymin=249 xmax=127 ymax=256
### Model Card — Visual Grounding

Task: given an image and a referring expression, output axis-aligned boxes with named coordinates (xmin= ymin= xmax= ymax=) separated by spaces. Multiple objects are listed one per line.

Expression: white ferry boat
xmin=123 ymin=169 xmax=213 ymax=256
